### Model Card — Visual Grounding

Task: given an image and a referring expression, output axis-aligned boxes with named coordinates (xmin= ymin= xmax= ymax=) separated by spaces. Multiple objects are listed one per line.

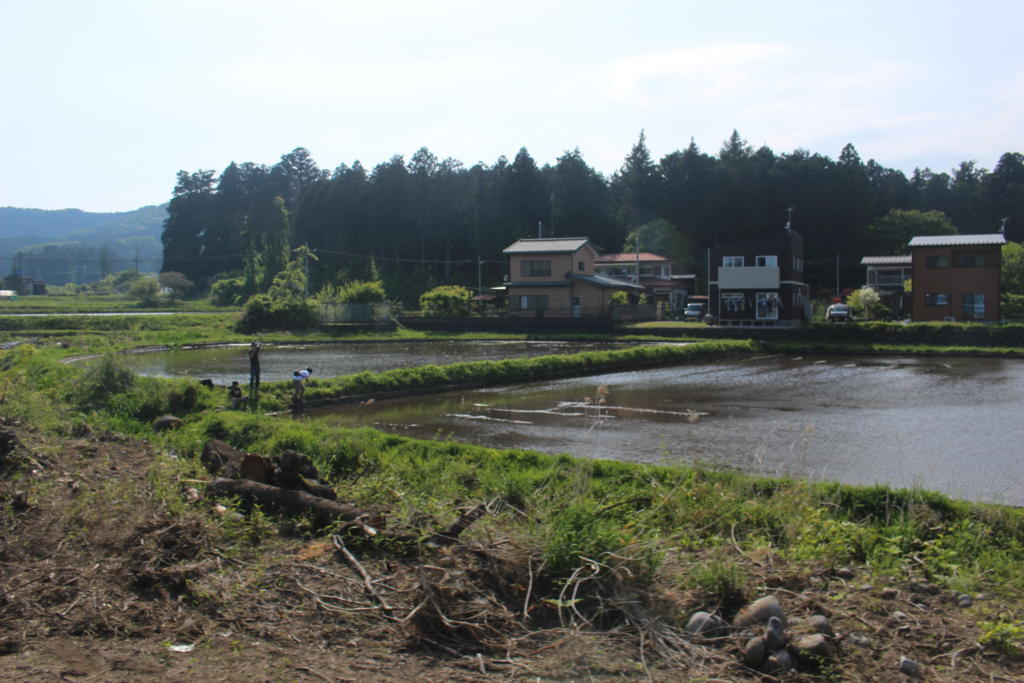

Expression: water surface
xmin=307 ymin=355 xmax=1024 ymax=506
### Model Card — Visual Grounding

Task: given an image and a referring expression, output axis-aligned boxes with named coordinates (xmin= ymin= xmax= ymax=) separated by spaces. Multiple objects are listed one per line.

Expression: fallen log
xmin=206 ymin=478 xmax=379 ymax=526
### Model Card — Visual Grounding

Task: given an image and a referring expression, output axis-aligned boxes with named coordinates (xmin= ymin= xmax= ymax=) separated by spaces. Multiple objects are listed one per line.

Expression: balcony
xmin=717 ymin=266 xmax=780 ymax=290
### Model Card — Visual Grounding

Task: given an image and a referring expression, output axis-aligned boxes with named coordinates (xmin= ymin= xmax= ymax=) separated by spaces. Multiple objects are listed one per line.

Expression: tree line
xmin=161 ymin=132 xmax=1024 ymax=304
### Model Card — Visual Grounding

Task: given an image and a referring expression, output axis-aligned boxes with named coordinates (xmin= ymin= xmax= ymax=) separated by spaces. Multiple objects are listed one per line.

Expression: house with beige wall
xmin=502 ymin=237 xmax=643 ymax=318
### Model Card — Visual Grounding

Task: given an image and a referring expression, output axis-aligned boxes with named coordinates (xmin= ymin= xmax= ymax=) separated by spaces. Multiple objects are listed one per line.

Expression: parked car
xmin=825 ymin=303 xmax=851 ymax=322
xmin=683 ymin=302 xmax=706 ymax=321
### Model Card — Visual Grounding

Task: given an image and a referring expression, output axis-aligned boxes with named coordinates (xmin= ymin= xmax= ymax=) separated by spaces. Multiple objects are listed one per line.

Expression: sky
xmin=1 ymin=0 xmax=1021 ymax=213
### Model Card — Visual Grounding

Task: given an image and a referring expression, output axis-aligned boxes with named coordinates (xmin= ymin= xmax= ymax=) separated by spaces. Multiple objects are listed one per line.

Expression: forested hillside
xmin=2 ymin=205 xmax=166 ymax=285
xmin=160 ymin=132 xmax=1024 ymax=304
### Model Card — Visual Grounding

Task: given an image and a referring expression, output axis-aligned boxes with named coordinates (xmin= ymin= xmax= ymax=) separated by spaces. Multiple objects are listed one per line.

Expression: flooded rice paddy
xmin=110 ymin=340 xmax=642 ymax=384
xmin=307 ymin=354 xmax=1024 ymax=506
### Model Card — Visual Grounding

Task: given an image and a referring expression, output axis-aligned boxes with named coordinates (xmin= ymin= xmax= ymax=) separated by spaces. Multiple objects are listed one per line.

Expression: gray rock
xmin=858 ymin=583 xmax=874 ymax=591
xmin=847 ymin=633 xmax=872 ymax=647
xmin=763 ymin=649 xmax=794 ymax=673
xmin=684 ymin=611 xmax=726 ymax=639
xmin=891 ymin=610 xmax=909 ymax=621
xmin=792 ymin=633 xmax=836 ymax=662
xmin=957 ymin=593 xmax=973 ymax=608
xmin=764 ymin=616 xmax=788 ymax=651
xmin=908 ymin=580 xmax=939 ymax=595
xmin=808 ymin=614 xmax=835 ymax=638
xmin=881 ymin=587 xmax=899 ymax=600
xmin=733 ymin=595 xmax=787 ymax=629
xmin=742 ymin=636 xmax=766 ymax=668
xmin=835 ymin=567 xmax=855 ymax=579
xmin=899 ymin=655 xmax=922 ymax=677
xmin=152 ymin=415 xmax=183 ymax=432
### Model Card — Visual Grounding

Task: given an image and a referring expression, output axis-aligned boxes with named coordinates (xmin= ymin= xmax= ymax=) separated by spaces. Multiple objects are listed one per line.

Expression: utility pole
xmin=835 ymin=253 xmax=840 ymax=299
xmin=477 ymin=255 xmax=482 ymax=295
xmin=304 ymin=242 xmax=310 ymax=297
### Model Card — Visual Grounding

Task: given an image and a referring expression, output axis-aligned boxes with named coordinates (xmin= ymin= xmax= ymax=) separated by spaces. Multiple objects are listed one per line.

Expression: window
xmin=792 ymin=256 xmax=802 ymax=272
xmin=755 ymin=255 xmax=778 ymax=267
xmin=721 ymin=292 xmax=746 ymax=313
xmin=516 ymin=294 xmax=549 ymax=311
xmin=756 ymin=292 xmax=780 ymax=320
xmin=962 ymin=293 xmax=986 ymax=320
xmin=925 ymin=293 xmax=950 ymax=306
xmin=520 ymin=260 xmax=551 ymax=277
xmin=955 ymin=252 xmax=987 ymax=268
xmin=722 ymin=256 xmax=744 ymax=267
xmin=578 ymin=261 xmax=585 ymax=272
xmin=926 ymin=255 xmax=949 ymax=269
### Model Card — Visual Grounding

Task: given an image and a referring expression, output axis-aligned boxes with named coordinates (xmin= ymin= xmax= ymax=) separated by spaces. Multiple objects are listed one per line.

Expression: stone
xmin=763 ymin=616 xmax=787 ymax=651
xmin=908 ymin=580 xmax=939 ymax=595
xmin=200 ymin=439 xmax=246 ymax=475
xmin=891 ymin=610 xmax=909 ymax=621
xmin=808 ymin=614 xmax=835 ymax=639
xmin=684 ymin=611 xmax=726 ymax=639
xmin=957 ymin=593 xmax=973 ymax=608
xmin=152 ymin=415 xmax=183 ymax=432
xmin=741 ymin=636 xmax=765 ymax=668
xmin=733 ymin=595 xmax=787 ymax=629
xmin=847 ymin=633 xmax=871 ymax=647
xmin=899 ymin=655 xmax=922 ymax=677
xmin=881 ymin=587 xmax=899 ymax=600
xmin=858 ymin=583 xmax=874 ymax=591
xmin=763 ymin=649 xmax=794 ymax=673
xmin=835 ymin=567 xmax=855 ymax=579
xmin=792 ymin=633 xmax=836 ymax=662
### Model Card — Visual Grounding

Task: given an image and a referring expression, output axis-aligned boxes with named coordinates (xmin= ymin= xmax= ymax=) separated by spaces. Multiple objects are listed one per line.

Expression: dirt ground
xmin=1 ymin=416 xmax=1021 ymax=681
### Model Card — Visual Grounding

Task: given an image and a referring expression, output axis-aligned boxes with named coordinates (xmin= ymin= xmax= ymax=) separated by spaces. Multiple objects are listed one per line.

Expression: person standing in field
xmin=248 ymin=342 xmax=261 ymax=397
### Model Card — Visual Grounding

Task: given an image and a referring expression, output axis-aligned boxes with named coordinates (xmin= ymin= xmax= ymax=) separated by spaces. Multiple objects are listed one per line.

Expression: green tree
xmin=129 ymin=278 xmax=160 ymax=306
xmin=1003 ymin=241 xmax=1024 ymax=295
xmin=866 ymin=209 xmax=957 ymax=255
xmin=419 ymin=285 xmax=471 ymax=317
xmin=847 ymin=286 xmax=886 ymax=319
xmin=159 ymin=271 xmax=194 ymax=300
xmin=623 ymin=219 xmax=695 ymax=273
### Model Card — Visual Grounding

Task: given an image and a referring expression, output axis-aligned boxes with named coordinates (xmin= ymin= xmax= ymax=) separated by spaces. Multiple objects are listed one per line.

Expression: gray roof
xmin=571 ymin=273 xmax=644 ymax=290
xmin=860 ymin=255 xmax=912 ymax=266
xmin=908 ymin=233 xmax=1006 ymax=248
xmin=503 ymin=237 xmax=591 ymax=254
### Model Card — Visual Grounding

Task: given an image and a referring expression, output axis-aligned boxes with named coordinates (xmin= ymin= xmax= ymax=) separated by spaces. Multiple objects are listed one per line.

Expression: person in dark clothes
xmin=248 ymin=342 xmax=261 ymax=397
xmin=228 ymin=381 xmax=244 ymax=409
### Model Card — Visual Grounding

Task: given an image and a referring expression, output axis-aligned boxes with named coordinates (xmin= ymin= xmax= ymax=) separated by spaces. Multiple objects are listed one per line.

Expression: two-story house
xmin=909 ymin=233 xmax=1005 ymax=322
xmin=708 ymin=229 xmax=809 ymax=326
xmin=502 ymin=237 xmax=643 ymax=318
xmin=859 ymin=255 xmax=912 ymax=318
xmin=593 ymin=252 xmax=696 ymax=314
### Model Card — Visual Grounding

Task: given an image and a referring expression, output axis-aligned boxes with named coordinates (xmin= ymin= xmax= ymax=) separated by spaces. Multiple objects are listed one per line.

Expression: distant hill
xmin=0 ymin=205 xmax=167 ymax=285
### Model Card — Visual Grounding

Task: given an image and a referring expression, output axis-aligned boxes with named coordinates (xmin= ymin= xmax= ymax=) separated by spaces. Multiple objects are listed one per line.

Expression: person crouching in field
xmin=228 ymin=381 xmax=245 ymax=409
xmin=292 ymin=367 xmax=312 ymax=403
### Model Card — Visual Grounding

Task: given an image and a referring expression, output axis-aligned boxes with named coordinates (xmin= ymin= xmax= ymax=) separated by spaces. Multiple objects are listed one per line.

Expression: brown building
xmin=709 ymin=229 xmax=809 ymax=326
xmin=909 ymin=234 xmax=1005 ymax=322
xmin=502 ymin=237 xmax=643 ymax=318
xmin=593 ymin=252 xmax=696 ymax=315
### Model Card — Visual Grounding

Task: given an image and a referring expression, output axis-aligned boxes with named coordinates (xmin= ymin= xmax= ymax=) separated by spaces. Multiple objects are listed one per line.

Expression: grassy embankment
xmin=2 ymin=314 xmax=1023 ymax=671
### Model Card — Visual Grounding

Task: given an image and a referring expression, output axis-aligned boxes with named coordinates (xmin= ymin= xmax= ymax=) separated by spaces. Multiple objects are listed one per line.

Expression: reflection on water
xmin=106 ymin=340 xmax=646 ymax=384
xmin=308 ymin=355 xmax=1024 ymax=506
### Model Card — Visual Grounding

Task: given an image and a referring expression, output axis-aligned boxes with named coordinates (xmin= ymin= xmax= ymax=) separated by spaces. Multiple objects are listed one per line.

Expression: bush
xmin=236 ymin=293 xmax=318 ymax=332
xmin=129 ymin=278 xmax=160 ymax=307
xmin=1003 ymin=293 xmax=1024 ymax=322
xmin=318 ymin=280 xmax=387 ymax=304
xmin=75 ymin=356 xmax=136 ymax=410
xmin=210 ymin=276 xmax=248 ymax=306
xmin=847 ymin=286 xmax=886 ymax=320
xmin=419 ymin=285 xmax=471 ymax=317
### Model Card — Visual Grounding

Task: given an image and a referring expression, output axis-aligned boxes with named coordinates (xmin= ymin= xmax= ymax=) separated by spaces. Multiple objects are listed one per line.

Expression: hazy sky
xmin=1 ymin=0 xmax=1021 ymax=212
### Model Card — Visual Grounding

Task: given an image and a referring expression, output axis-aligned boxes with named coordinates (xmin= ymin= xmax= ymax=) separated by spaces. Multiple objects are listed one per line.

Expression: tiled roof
xmin=860 ymin=255 xmax=912 ymax=265
xmin=594 ymin=252 xmax=672 ymax=263
xmin=908 ymin=234 xmax=1006 ymax=247
xmin=503 ymin=237 xmax=591 ymax=254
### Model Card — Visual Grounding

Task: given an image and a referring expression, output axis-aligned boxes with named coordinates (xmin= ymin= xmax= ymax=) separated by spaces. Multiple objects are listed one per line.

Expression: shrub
xmin=419 ymin=285 xmax=471 ymax=317
xmin=847 ymin=286 xmax=887 ymax=320
xmin=236 ymin=293 xmax=318 ymax=333
xmin=318 ymin=280 xmax=387 ymax=304
xmin=75 ymin=356 xmax=136 ymax=410
xmin=129 ymin=278 xmax=160 ymax=307
xmin=210 ymin=276 xmax=248 ymax=306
